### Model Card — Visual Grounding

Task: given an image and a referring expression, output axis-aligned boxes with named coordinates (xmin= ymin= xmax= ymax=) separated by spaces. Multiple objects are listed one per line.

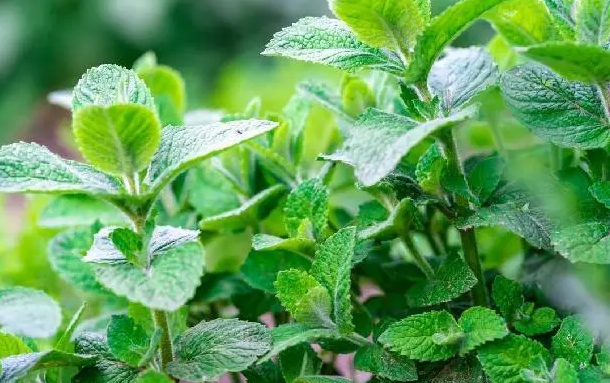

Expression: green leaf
xmin=260 ymin=323 xmax=340 ymax=362
xmin=200 ymin=185 xmax=287 ymax=232
xmin=285 ymin=179 xmax=329 ymax=240
xmin=378 ymin=310 xmax=462 ymax=362
xmin=590 ymin=181 xmax=610 ymax=209
xmin=521 ymin=42 xmax=610 ymax=83
xmin=466 ymin=155 xmax=505 ymax=206
xmin=252 ymin=234 xmax=316 ymax=256
xmin=310 ymin=227 xmax=356 ymax=334
xmin=39 ymin=194 xmax=128 ymax=228
xmin=458 ymin=307 xmax=509 ymax=355
xmin=415 ymin=143 xmax=446 ymax=194
xmin=501 ymin=62 xmax=609 ymax=149
xmin=48 ymin=227 xmax=107 ymax=294
xmin=89 ymin=233 xmax=204 ymax=311
xmin=73 ymin=359 xmax=140 ymax=383
xmin=279 ymin=344 xmax=322 ymax=383
xmin=0 ymin=287 xmax=61 ymax=338
xmin=0 ymin=142 xmax=123 ymax=196
xmin=353 ymin=345 xmax=418 ymax=381
xmin=55 ymin=302 xmax=88 ymax=352
xmin=133 ymin=371 xmax=174 ymax=383
xmin=492 ymin=275 xmax=524 ymax=321
xmin=187 ymin=164 xmax=241 ymax=218
xmin=552 ymin=316 xmax=594 ymax=367
xmin=0 ymin=351 xmax=94 ymax=383
xmin=72 ymin=64 xmax=155 ymax=112
xmin=137 ymin=65 xmax=186 ymax=125
xmin=552 ymin=358 xmax=579 ymax=383
xmin=406 ymin=252 xmax=477 ymax=307
xmin=0 ymin=332 xmax=31 ymax=358
xmin=145 ymin=119 xmax=278 ymax=195
xmin=294 ymin=377 xmax=351 ymax=383
xmin=428 ymin=47 xmax=498 ymax=113
xmin=275 ymin=270 xmax=334 ymax=329
xmin=243 ymin=361 xmax=285 ymax=383
xmin=324 ymin=106 xmax=477 ymax=186
xmin=297 ymin=81 xmax=352 ymax=122
xmin=165 ymin=319 xmax=271 ymax=382
xmin=107 ymin=315 xmax=151 ymax=367
xmin=329 ymin=0 xmax=426 ymax=55
xmin=241 ymin=250 xmax=312 ymax=293
xmin=478 ymin=334 xmax=551 ymax=383
xmin=405 ymin=0 xmax=509 ymax=84
xmin=541 ymin=0 xmax=576 ymax=39
xmin=514 ymin=306 xmax=560 ymax=336
xmin=485 ymin=0 xmax=558 ymax=46
xmin=552 ymin=220 xmax=610 ymax=263
xmin=423 ymin=359 xmax=489 ymax=383
xmin=576 ymin=0 xmax=610 ymax=45
xmin=73 ymin=104 xmax=161 ymax=177
xmin=262 ymin=17 xmax=404 ymax=74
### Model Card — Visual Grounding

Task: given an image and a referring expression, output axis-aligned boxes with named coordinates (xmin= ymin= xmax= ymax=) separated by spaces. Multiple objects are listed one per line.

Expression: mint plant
xmin=3 ymin=0 xmax=610 ymax=382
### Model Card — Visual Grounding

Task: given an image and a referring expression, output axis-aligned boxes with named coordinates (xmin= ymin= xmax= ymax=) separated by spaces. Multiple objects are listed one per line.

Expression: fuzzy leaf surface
xmin=285 ymin=179 xmax=329 ymax=240
xmin=458 ymin=307 xmax=509 ymax=355
xmin=107 ymin=315 xmax=151 ymax=366
xmin=552 ymin=316 xmax=594 ymax=367
xmin=0 ymin=351 xmax=94 ymax=383
xmin=0 ymin=288 xmax=61 ymax=339
xmin=353 ymin=345 xmax=418 ymax=381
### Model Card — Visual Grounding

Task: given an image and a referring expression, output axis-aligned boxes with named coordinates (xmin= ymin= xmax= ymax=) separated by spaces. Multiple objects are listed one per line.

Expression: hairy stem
xmin=345 ymin=332 xmax=374 ymax=347
xmin=438 ymin=130 xmax=489 ymax=307
xmin=400 ymin=232 xmax=435 ymax=279
xmin=153 ymin=310 xmax=174 ymax=368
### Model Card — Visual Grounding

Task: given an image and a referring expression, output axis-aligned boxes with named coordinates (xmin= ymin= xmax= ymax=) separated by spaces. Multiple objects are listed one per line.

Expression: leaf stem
xmin=438 ymin=129 xmax=489 ymax=307
xmin=153 ymin=310 xmax=174 ymax=368
xmin=345 ymin=332 xmax=374 ymax=347
xmin=400 ymin=232 xmax=435 ymax=279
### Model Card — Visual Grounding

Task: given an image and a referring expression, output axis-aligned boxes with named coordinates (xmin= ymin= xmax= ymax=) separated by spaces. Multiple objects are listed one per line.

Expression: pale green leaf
xmin=72 ymin=64 xmax=154 ymax=112
xmin=260 ymin=324 xmax=340 ymax=363
xmin=0 ymin=333 xmax=30 ymax=359
xmin=541 ymin=0 xmax=576 ymax=39
xmin=263 ymin=16 xmax=404 ymax=74
xmin=199 ymin=185 xmax=287 ymax=232
xmin=407 ymin=252 xmax=477 ymax=307
xmin=486 ymin=0 xmax=558 ymax=46
xmin=552 ymin=358 xmax=579 ymax=383
xmin=297 ymin=81 xmax=352 ymax=122
xmin=252 ymin=234 xmax=316 ymax=255
xmin=241 ymin=250 xmax=311 ymax=293
xmin=107 ymin=315 xmax=150 ymax=366
xmin=428 ymin=47 xmax=498 ymax=113
xmin=137 ymin=65 xmax=186 ymax=125
xmin=279 ymin=344 xmax=322 ymax=383
xmin=73 ymin=104 xmax=161 ymax=176
xmin=576 ymin=0 xmax=610 ymax=45
xmin=330 ymin=0 xmax=426 ymax=55
xmin=39 ymin=194 xmax=128 ymax=228
xmin=353 ymin=345 xmax=418 ymax=381
xmin=0 ymin=288 xmax=61 ymax=339
xmin=458 ymin=307 xmax=509 ymax=355
xmin=145 ymin=119 xmax=278 ymax=195
xmin=0 ymin=142 xmax=123 ymax=196
xmin=165 ymin=319 xmax=271 ymax=382
xmin=552 ymin=316 xmax=594 ymax=367
xmin=0 ymin=351 xmax=94 ymax=383
xmin=55 ymin=302 xmax=88 ymax=352
xmin=187 ymin=164 xmax=240 ymax=218
xmin=405 ymin=0 xmax=509 ymax=84
xmin=310 ymin=227 xmax=356 ymax=334
xmin=552 ymin=221 xmax=610 ymax=263
xmin=501 ymin=62 xmax=609 ymax=149
xmin=285 ymin=179 xmax=329 ymax=240
xmin=378 ymin=310 xmax=462 ymax=362
xmin=522 ymin=42 xmax=610 ymax=83
xmin=324 ymin=106 xmax=477 ymax=186
xmin=478 ymin=334 xmax=551 ymax=383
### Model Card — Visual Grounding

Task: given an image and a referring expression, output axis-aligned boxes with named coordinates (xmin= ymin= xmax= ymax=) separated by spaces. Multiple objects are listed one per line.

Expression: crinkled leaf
xmin=552 ymin=220 xmax=610 ymax=264
xmin=263 ymin=17 xmax=404 ymax=74
xmin=522 ymin=42 xmax=610 ymax=83
xmin=73 ymin=359 xmax=140 ymax=383
xmin=590 ymin=181 xmax=610 ymax=209
xmin=285 ymin=179 xmax=329 ymax=240
xmin=72 ymin=64 xmax=154 ymax=112
xmin=0 ymin=351 xmax=94 ymax=383
xmin=261 ymin=324 xmax=340 ymax=362
xmin=501 ymin=63 xmax=610 ymax=149
xmin=552 ymin=316 xmax=594 ymax=367
xmin=330 ymin=0 xmax=426 ymax=55
xmin=165 ymin=319 xmax=271 ymax=382
xmin=492 ymin=275 xmax=524 ymax=321
xmin=200 ymin=185 xmax=287 ymax=232
xmin=552 ymin=358 xmax=579 ymax=383
xmin=0 ymin=142 xmax=123 ymax=196
xmin=145 ymin=119 xmax=278 ymax=194
xmin=279 ymin=344 xmax=322 ymax=383
xmin=243 ymin=361 xmax=284 ymax=383
xmin=40 ymin=194 xmax=128 ymax=228
xmin=407 ymin=252 xmax=477 ymax=307
xmin=424 ymin=359 xmax=490 ymax=383
xmin=252 ymin=234 xmax=316 ymax=256
xmin=324 ymin=106 xmax=477 ymax=186
xmin=576 ymin=0 xmax=610 ymax=45
xmin=485 ymin=0 xmax=558 ymax=45
xmin=378 ymin=310 xmax=462 ymax=362
xmin=73 ymin=104 xmax=161 ymax=176
xmin=0 ymin=288 xmax=61 ymax=339
xmin=406 ymin=0 xmax=509 ymax=84
xmin=428 ymin=47 xmax=498 ymax=113
xmin=514 ymin=306 xmax=560 ymax=336
xmin=353 ymin=345 xmax=418 ymax=381
xmin=458 ymin=307 xmax=509 ymax=355
xmin=541 ymin=0 xmax=576 ymax=39
xmin=310 ymin=227 xmax=356 ymax=334
xmin=478 ymin=334 xmax=551 ymax=383
xmin=107 ymin=315 xmax=150 ymax=366
xmin=241 ymin=250 xmax=311 ymax=293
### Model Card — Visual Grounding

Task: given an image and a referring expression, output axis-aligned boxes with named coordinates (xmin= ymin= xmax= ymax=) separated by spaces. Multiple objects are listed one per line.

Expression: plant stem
xmin=153 ymin=310 xmax=174 ymax=368
xmin=345 ymin=332 xmax=374 ymax=347
xmin=400 ymin=232 xmax=435 ymax=279
xmin=597 ymin=82 xmax=610 ymax=120
xmin=438 ymin=130 xmax=489 ymax=307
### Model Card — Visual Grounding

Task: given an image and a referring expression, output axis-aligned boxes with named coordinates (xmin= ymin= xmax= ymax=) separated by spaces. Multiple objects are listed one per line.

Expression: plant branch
xmin=153 ymin=310 xmax=174 ymax=368
xmin=400 ymin=232 xmax=435 ymax=279
xmin=344 ymin=332 xmax=374 ymax=347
